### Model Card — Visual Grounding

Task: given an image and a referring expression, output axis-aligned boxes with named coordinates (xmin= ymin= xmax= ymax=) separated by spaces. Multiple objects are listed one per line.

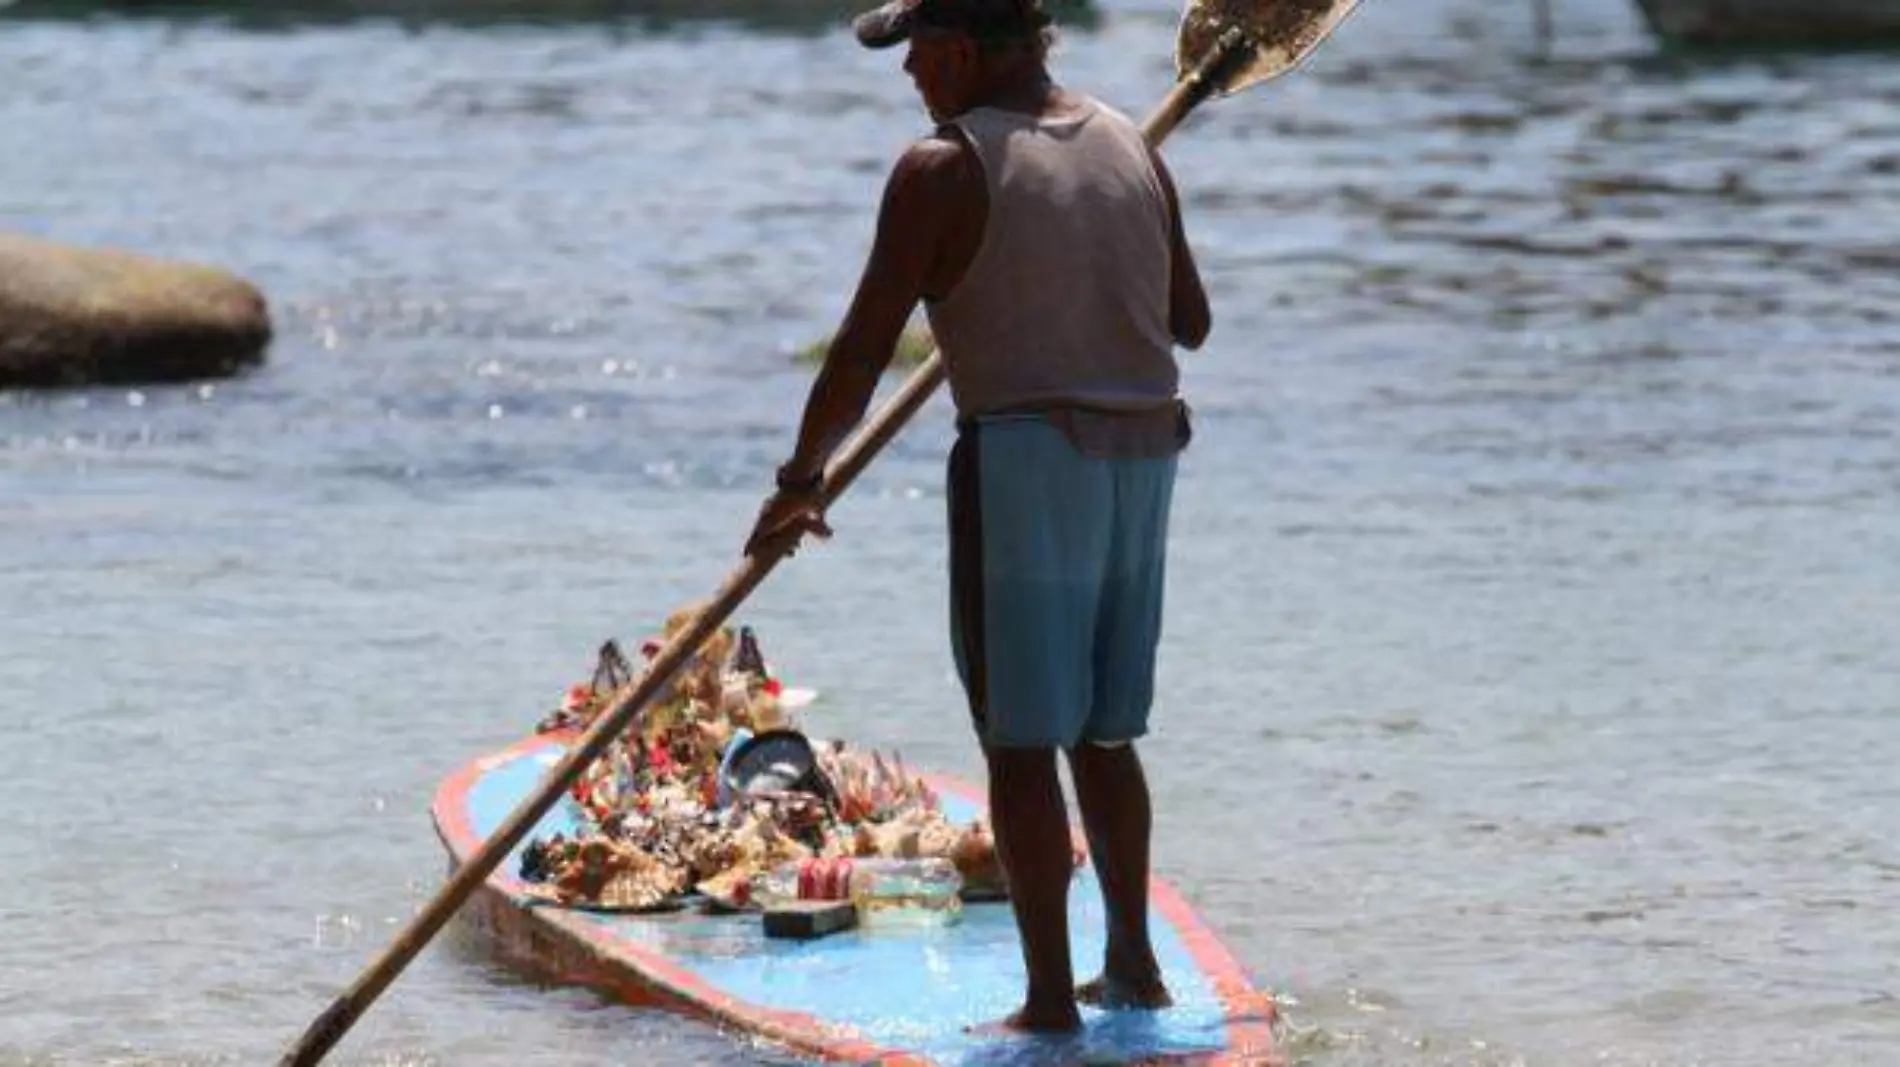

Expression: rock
xmin=0 ymin=233 xmax=271 ymax=389
xmin=2 ymin=0 xmax=1099 ymax=32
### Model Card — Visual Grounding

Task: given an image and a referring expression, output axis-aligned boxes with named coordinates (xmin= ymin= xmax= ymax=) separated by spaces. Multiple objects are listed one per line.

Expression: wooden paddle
xmin=277 ymin=1 xmax=1358 ymax=1062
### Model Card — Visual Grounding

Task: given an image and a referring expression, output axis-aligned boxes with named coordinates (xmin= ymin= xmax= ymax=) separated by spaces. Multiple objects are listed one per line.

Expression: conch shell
xmin=597 ymin=858 xmax=687 ymax=911
xmin=949 ymin=820 xmax=1006 ymax=896
xmin=532 ymin=838 xmax=688 ymax=911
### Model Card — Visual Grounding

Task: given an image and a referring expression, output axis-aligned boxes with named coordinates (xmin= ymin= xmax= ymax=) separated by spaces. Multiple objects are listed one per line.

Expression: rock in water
xmin=0 ymin=233 xmax=272 ymax=389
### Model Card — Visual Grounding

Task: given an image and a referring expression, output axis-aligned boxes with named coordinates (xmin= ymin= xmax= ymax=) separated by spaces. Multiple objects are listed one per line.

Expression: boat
xmin=1632 ymin=0 xmax=1900 ymax=47
xmin=431 ymin=729 xmax=1283 ymax=1066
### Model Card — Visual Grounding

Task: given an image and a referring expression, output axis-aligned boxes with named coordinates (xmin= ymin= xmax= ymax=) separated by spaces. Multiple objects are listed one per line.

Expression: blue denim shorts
xmin=947 ymin=413 xmax=1180 ymax=750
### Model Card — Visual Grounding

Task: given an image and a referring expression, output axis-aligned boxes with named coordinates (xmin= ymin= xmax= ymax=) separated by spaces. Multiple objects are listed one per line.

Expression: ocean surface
xmin=3 ymin=1 xmax=1899 ymax=1064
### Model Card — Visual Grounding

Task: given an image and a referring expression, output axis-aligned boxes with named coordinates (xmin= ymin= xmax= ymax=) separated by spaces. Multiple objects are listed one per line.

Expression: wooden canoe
xmin=431 ymin=731 xmax=1282 ymax=1066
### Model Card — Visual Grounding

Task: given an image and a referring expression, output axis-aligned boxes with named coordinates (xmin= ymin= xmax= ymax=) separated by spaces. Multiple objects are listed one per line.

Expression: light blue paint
xmin=464 ymin=743 xmax=1258 ymax=1066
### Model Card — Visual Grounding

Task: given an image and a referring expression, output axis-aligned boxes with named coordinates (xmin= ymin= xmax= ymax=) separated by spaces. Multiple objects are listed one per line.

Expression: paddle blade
xmin=1176 ymin=0 xmax=1361 ymax=95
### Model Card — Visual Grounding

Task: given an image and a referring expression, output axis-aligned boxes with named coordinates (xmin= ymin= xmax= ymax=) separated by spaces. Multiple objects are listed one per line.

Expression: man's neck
xmin=966 ymin=59 xmax=1061 ymax=117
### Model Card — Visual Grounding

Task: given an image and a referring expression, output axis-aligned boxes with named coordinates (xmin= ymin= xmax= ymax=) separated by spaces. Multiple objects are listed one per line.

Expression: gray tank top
xmin=927 ymin=96 xmax=1181 ymax=426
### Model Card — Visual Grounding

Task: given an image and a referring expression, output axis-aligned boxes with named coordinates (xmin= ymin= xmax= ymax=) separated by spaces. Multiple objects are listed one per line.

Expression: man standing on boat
xmin=746 ymin=0 xmax=1210 ymax=1033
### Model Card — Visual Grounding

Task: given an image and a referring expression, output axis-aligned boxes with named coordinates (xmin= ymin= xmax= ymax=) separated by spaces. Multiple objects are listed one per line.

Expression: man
xmin=745 ymin=0 xmax=1210 ymax=1033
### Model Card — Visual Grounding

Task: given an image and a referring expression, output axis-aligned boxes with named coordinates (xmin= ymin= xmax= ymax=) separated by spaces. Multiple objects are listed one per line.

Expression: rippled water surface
xmin=3 ymin=2 xmax=1899 ymax=1065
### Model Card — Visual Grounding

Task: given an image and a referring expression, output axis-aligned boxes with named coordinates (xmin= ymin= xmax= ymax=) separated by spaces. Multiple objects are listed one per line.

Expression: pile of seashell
xmin=519 ymin=604 xmax=1003 ymax=912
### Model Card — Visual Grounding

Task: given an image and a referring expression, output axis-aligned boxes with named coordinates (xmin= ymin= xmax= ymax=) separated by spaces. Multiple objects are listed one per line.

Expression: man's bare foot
xmin=1076 ymin=973 xmax=1174 ymax=1010
xmin=965 ymin=1001 xmax=1084 ymax=1036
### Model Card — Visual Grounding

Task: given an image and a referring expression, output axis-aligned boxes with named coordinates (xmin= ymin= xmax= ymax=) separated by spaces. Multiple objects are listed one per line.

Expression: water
xmin=2 ymin=1 xmax=1898 ymax=1064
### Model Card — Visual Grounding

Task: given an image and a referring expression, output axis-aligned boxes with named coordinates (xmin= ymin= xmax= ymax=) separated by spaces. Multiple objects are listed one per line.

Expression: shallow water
xmin=2 ymin=1 xmax=1898 ymax=1065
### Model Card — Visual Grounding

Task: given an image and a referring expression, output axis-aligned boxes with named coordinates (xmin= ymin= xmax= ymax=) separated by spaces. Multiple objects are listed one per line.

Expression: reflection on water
xmin=2 ymin=0 xmax=1899 ymax=1065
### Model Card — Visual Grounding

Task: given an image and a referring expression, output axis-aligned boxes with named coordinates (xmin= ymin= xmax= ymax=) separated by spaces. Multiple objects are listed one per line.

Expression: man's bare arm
xmin=1150 ymin=146 xmax=1211 ymax=350
xmin=779 ymin=135 xmax=969 ymax=482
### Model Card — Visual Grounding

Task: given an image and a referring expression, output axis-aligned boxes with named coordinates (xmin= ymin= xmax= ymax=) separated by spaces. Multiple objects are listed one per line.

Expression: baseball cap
xmin=852 ymin=0 xmax=1053 ymax=49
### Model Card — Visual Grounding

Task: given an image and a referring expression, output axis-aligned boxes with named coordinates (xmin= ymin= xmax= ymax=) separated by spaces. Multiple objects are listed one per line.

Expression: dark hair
xmin=995 ymin=1 xmax=1058 ymax=57
xmin=974 ymin=25 xmax=1056 ymax=59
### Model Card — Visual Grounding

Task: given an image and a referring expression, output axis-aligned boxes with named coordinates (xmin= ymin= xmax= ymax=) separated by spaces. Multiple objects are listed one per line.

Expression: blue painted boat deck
xmin=459 ymin=742 xmax=1267 ymax=1066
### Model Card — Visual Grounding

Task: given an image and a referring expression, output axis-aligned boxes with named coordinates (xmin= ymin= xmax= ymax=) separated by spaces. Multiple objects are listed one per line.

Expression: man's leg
xmin=951 ymin=418 xmax=1104 ymax=1032
xmin=1071 ymin=442 xmax=1178 ymax=1009
xmin=985 ymin=744 xmax=1083 ymax=1032
xmin=1069 ymin=742 xmax=1171 ymax=1008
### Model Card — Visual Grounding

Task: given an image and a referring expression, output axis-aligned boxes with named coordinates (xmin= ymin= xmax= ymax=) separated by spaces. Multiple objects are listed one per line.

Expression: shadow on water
xmin=0 ymin=0 xmax=1101 ymax=33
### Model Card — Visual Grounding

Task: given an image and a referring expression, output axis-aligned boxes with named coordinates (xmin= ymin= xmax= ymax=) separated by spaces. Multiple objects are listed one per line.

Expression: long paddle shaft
xmin=279 ymin=30 xmax=1259 ymax=1067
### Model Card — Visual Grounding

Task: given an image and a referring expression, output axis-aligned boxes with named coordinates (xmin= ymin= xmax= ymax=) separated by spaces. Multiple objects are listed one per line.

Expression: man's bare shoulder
xmin=885 ymin=129 xmax=980 ymax=205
